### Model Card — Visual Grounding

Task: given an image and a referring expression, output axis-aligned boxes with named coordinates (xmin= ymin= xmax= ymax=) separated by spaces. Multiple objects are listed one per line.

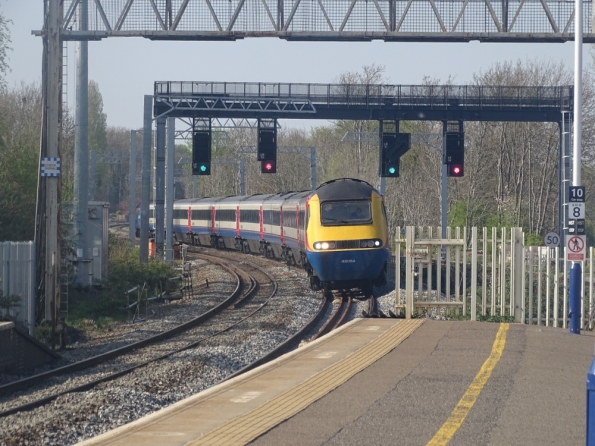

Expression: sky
xmin=2 ymin=1 xmax=591 ymax=132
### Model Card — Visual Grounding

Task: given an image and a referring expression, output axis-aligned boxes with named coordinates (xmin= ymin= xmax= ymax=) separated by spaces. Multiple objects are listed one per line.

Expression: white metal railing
xmin=395 ymin=227 xmax=594 ymax=329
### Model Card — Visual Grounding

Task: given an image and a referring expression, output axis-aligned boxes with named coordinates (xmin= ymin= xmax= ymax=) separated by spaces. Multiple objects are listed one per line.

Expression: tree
xmin=0 ymin=83 xmax=43 ymax=240
xmin=329 ymin=64 xmax=387 ymax=183
xmin=105 ymin=126 xmax=133 ymax=211
xmin=88 ymin=80 xmax=108 ymax=200
xmin=88 ymin=80 xmax=108 ymax=152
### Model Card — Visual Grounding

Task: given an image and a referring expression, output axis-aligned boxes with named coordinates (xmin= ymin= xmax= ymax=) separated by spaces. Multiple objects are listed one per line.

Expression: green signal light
xmin=199 ymin=164 xmax=207 ymax=172
xmin=388 ymin=166 xmax=396 ymax=175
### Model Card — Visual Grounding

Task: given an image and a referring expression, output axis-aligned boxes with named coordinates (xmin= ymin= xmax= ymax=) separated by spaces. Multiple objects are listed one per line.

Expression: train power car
xmin=168 ymin=178 xmax=390 ymax=292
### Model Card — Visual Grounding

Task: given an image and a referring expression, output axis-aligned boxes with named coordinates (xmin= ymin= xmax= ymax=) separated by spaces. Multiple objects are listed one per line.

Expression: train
xmin=152 ymin=178 xmax=390 ymax=292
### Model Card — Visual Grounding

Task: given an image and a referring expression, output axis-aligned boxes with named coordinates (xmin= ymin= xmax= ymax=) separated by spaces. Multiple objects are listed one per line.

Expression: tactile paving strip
xmin=190 ymin=318 xmax=425 ymax=446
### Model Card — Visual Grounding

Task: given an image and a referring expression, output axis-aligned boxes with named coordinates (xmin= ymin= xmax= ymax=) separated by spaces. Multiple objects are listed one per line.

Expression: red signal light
xmin=447 ymin=163 xmax=464 ymax=177
xmin=261 ymin=160 xmax=276 ymax=174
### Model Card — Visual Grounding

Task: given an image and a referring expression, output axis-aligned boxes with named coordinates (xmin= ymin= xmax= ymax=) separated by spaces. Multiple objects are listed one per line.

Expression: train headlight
xmin=374 ymin=239 xmax=381 ymax=247
xmin=314 ymin=241 xmax=335 ymax=250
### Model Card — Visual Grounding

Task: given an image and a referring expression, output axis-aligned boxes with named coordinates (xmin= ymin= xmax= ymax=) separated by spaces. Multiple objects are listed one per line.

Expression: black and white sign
xmin=568 ymin=219 xmax=586 ymax=235
xmin=569 ymin=186 xmax=585 ymax=202
xmin=544 ymin=232 xmax=560 ymax=248
xmin=569 ymin=203 xmax=586 ymax=220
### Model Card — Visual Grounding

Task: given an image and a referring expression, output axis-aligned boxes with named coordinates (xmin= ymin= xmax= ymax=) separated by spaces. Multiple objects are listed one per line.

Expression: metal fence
xmin=0 ymin=242 xmax=36 ymax=335
xmin=396 ymin=226 xmax=595 ymax=329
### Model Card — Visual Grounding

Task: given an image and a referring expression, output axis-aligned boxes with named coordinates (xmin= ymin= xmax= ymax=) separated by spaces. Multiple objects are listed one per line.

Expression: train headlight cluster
xmin=313 ymin=241 xmax=336 ymax=250
xmin=313 ymin=239 xmax=383 ymax=250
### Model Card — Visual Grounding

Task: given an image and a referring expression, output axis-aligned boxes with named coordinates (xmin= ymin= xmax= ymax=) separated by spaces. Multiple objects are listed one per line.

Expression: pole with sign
xmin=567 ymin=186 xmax=584 ymax=334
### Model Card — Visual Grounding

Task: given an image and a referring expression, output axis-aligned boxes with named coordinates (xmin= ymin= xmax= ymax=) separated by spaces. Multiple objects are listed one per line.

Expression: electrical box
xmin=87 ymin=201 xmax=109 ymax=283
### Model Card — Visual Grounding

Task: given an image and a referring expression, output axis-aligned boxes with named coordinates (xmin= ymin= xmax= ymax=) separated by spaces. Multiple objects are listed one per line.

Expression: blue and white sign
xmin=41 ymin=157 xmax=61 ymax=177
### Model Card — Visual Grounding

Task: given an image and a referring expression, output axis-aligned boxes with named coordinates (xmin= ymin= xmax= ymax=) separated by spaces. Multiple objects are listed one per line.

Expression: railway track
xmin=0 ymin=253 xmax=281 ymax=418
xmin=311 ymin=291 xmax=353 ymax=340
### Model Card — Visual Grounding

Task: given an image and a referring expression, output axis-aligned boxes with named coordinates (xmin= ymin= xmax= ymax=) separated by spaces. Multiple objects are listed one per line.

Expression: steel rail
xmin=0 ymin=258 xmax=240 ymax=398
xmin=312 ymin=291 xmax=353 ymax=340
xmin=0 ymin=253 xmax=277 ymax=417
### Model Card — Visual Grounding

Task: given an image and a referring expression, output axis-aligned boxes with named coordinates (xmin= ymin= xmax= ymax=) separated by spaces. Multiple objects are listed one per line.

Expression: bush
xmin=0 ymin=289 xmax=21 ymax=317
xmin=67 ymin=235 xmax=177 ymax=327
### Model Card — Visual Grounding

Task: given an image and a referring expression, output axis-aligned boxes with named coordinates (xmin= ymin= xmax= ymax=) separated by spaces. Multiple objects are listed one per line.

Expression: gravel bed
xmin=0 ymin=259 xmax=236 ymax=387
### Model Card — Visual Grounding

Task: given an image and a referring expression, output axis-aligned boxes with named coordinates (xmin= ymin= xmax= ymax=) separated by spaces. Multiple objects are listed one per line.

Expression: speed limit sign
xmin=544 ymin=231 xmax=560 ymax=248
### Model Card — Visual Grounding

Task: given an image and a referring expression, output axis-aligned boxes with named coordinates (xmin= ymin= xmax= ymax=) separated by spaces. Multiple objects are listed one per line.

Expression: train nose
xmin=307 ymin=249 xmax=388 ymax=282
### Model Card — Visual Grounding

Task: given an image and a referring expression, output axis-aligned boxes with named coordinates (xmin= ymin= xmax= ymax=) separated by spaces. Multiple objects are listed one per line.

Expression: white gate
xmin=394 ymin=226 xmax=594 ymax=328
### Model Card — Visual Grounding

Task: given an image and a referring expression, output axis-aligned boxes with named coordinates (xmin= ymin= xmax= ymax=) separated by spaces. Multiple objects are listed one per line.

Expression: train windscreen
xmin=320 ymin=200 xmax=372 ymax=225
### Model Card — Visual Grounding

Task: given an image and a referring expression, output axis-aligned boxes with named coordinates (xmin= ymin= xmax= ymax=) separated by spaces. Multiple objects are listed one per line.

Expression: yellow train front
xmin=304 ymin=179 xmax=390 ymax=292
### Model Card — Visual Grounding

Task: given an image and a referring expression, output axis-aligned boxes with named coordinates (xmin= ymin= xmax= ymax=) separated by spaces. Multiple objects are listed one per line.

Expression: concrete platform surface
xmin=253 ymin=321 xmax=595 ymax=446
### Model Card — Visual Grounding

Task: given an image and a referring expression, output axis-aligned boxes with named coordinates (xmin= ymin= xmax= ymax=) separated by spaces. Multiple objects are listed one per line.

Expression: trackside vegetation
xmin=61 ymin=235 xmax=177 ymax=337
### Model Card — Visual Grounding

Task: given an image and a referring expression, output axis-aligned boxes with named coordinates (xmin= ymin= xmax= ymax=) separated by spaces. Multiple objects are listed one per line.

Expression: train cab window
xmin=321 ymin=201 xmax=372 ymax=226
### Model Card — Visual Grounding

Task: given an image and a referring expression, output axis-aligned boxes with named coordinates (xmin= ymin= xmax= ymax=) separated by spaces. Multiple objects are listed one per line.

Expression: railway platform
xmin=78 ymin=319 xmax=595 ymax=446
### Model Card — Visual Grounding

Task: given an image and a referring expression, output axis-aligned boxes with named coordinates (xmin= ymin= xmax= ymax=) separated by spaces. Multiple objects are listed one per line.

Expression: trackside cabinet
xmin=88 ymin=201 xmax=109 ymax=283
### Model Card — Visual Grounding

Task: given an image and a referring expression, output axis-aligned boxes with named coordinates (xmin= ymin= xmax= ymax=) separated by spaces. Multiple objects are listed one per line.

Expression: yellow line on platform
xmin=427 ymin=323 xmax=509 ymax=446
xmin=190 ymin=319 xmax=424 ymax=446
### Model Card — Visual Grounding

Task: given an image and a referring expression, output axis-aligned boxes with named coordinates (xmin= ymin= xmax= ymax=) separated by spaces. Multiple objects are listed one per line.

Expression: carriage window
xmin=216 ymin=209 xmax=236 ymax=222
xmin=240 ymin=209 xmax=260 ymax=223
xmin=283 ymin=210 xmax=296 ymax=228
xmin=299 ymin=210 xmax=306 ymax=229
xmin=320 ymin=201 xmax=372 ymax=226
xmin=191 ymin=209 xmax=211 ymax=221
